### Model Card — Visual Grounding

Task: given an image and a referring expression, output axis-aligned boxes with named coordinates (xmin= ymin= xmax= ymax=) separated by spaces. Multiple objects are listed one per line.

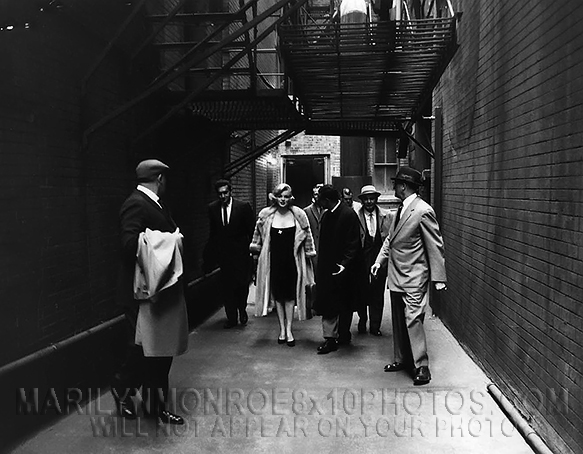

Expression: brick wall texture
xmin=433 ymin=1 xmax=583 ymax=453
xmin=0 ymin=1 xmax=270 ymax=367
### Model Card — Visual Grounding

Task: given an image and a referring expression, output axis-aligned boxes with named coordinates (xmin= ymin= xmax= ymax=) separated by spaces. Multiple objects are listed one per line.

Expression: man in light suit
xmin=372 ymin=167 xmax=447 ymax=385
xmin=354 ymin=185 xmax=392 ymax=336
xmin=204 ymin=179 xmax=255 ymax=328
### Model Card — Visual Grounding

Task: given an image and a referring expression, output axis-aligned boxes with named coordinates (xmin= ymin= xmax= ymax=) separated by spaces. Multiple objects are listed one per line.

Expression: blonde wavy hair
xmin=268 ymin=183 xmax=295 ymax=204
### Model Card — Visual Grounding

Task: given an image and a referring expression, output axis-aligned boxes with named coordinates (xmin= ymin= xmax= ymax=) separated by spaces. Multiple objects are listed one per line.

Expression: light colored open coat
xmin=250 ymin=205 xmax=316 ymax=320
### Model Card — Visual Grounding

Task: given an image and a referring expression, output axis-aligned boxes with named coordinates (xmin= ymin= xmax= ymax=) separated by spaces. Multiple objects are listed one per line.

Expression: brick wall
xmin=433 ymin=1 xmax=583 ymax=453
xmin=276 ymin=131 xmax=341 ymax=181
xmin=0 ymin=1 xmax=230 ymax=366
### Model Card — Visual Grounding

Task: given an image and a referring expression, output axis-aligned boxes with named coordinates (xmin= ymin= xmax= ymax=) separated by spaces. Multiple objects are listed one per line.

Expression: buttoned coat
xmin=313 ymin=202 xmax=361 ymax=317
xmin=376 ymin=196 xmax=446 ymax=290
xmin=249 ymin=205 xmax=316 ymax=320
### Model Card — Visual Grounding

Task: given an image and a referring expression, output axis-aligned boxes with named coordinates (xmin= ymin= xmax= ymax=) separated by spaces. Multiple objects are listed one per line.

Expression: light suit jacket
xmin=376 ymin=196 xmax=446 ymax=291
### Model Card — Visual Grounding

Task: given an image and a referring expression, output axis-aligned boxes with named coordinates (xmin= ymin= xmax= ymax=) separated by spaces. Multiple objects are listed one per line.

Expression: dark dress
xmin=270 ymin=226 xmax=297 ymax=301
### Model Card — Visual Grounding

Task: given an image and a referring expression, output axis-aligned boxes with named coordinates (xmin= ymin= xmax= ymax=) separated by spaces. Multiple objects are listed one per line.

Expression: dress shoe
xmin=157 ymin=410 xmax=185 ymax=425
xmin=223 ymin=320 xmax=238 ymax=329
xmin=384 ymin=362 xmax=408 ymax=372
xmin=112 ymin=392 xmax=136 ymax=419
xmin=370 ymin=330 xmax=382 ymax=336
xmin=317 ymin=339 xmax=338 ymax=354
xmin=239 ymin=311 xmax=248 ymax=325
xmin=413 ymin=366 xmax=431 ymax=385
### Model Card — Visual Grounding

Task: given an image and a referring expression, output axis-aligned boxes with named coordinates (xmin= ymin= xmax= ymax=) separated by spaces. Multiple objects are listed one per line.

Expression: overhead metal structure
xmin=78 ymin=0 xmax=460 ymax=173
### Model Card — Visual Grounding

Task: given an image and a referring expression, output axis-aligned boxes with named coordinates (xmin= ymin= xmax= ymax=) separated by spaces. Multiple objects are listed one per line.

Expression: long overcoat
xmin=313 ymin=202 xmax=361 ymax=317
xmin=249 ymin=205 xmax=316 ymax=320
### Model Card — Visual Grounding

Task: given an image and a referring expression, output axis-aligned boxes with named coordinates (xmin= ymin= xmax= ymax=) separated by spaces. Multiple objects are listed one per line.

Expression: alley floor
xmin=9 ymin=291 xmax=535 ymax=454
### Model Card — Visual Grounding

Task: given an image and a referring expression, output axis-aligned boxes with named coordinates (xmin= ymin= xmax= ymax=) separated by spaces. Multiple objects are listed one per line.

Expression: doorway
xmin=283 ymin=155 xmax=327 ymax=208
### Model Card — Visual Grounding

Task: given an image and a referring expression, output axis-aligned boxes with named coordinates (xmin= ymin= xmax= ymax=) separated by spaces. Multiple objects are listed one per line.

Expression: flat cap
xmin=135 ymin=159 xmax=169 ymax=181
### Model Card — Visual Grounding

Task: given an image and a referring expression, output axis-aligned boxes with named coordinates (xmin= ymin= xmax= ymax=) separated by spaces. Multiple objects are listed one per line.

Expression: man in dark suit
xmin=354 ymin=185 xmax=392 ymax=336
xmin=112 ymin=159 xmax=184 ymax=424
xmin=204 ymin=179 xmax=255 ymax=328
xmin=314 ymin=185 xmax=361 ymax=354
xmin=372 ymin=167 xmax=447 ymax=385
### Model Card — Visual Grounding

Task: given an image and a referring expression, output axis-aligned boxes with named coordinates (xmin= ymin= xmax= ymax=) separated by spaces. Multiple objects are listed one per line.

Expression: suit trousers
xmin=112 ymin=305 xmax=173 ymax=413
xmin=390 ymin=290 xmax=429 ymax=368
xmin=220 ymin=272 xmax=250 ymax=323
xmin=322 ymin=310 xmax=353 ymax=341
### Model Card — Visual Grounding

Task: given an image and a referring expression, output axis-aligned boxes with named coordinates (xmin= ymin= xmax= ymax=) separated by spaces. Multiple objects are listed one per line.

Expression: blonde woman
xmin=250 ymin=183 xmax=316 ymax=346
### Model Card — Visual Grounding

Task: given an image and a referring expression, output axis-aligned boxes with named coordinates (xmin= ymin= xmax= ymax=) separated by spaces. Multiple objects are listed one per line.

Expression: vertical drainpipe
xmin=434 ymin=107 xmax=443 ymax=224
xmin=432 ymin=107 xmax=444 ymax=316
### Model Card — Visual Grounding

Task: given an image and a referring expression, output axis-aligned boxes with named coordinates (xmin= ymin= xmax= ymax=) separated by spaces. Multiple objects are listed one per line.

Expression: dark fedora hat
xmin=392 ymin=166 xmax=423 ymax=186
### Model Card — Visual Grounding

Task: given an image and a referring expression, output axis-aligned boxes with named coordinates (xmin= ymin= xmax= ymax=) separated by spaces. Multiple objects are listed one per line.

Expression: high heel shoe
xmin=278 ymin=336 xmax=286 ymax=344
xmin=286 ymin=338 xmax=295 ymax=347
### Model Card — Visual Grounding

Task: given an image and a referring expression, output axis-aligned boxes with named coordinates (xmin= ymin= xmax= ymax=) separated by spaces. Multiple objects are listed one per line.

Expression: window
xmin=373 ymin=137 xmax=398 ymax=194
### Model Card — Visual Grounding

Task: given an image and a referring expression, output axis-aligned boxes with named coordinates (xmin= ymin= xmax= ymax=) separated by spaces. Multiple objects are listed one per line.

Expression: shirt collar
xmin=137 ymin=185 xmax=160 ymax=206
xmin=402 ymin=193 xmax=417 ymax=211
xmin=330 ymin=200 xmax=342 ymax=212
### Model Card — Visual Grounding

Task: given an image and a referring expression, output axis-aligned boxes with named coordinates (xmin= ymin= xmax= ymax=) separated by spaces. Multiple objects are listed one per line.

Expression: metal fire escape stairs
xmin=82 ymin=0 xmax=460 ymax=176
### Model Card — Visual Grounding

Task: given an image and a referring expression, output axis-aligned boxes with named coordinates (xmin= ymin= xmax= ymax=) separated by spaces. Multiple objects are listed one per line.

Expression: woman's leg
xmin=275 ymin=301 xmax=286 ymax=340
xmin=284 ymin=300 xmax=295 ymax=340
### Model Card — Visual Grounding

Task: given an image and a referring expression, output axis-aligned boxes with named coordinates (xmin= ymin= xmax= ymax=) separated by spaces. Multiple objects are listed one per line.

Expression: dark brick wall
xmin=0 ymin=1 xmax=148 ymax=366
xmin=433 ymin=1 xmax=582 ymax=453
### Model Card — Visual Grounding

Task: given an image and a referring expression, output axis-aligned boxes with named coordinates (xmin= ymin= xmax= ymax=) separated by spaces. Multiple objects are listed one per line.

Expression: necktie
xmin=222 ymin=205 xmax=228 ymax=226
xmin=368 ymin=212 xmax=376 ymax=236
xmin=395 ymin=204 xmax=402 ymax=226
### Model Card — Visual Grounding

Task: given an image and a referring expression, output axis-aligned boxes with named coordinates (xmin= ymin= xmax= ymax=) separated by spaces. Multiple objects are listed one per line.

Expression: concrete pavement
xmin=8 ymin=291 xmax=535 ymax=454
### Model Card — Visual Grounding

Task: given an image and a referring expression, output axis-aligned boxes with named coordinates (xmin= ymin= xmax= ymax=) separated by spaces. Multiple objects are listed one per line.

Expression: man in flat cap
xmin=372 ymin=167 xmax=447 ymax=385
xmin=354 ymin=185 xmax=392 ymax=336
xmin=112 ymin=158 xmax=187 ymax=424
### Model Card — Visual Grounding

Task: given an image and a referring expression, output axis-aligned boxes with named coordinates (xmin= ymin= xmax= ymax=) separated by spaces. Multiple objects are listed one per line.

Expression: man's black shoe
xmin=239 ymin=311 xmax=248 ymax=325
xmin=413 ymin=366 xmax=431 ymax=385
xmin=384 ymin=362 xmax=408 ymax=372
xmin=370 ymin=330 xmax=382 ymax=336
xmin=223 ymin=320 xmax=238 ymax=329
xmin=112 ymin=392 xmax=136 ymax=419
xmin=158 ymin=410 xmax=185 ymax=425
xmin=317 ymin=339 xmax=338 ymax=354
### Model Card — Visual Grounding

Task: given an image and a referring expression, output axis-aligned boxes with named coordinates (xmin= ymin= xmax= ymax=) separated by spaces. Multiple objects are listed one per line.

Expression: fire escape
xmin=83 ymin=0 xmax=460 ymax=175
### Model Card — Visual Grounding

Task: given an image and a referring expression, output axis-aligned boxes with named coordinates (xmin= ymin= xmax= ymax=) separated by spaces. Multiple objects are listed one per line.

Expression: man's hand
xmin=370 ymin=263 xmax=381 ymax=277
xmin=435 ymin=282 xmax=447 ymax=291
xmin=331 ymin=264 xmax=345 ymax=276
